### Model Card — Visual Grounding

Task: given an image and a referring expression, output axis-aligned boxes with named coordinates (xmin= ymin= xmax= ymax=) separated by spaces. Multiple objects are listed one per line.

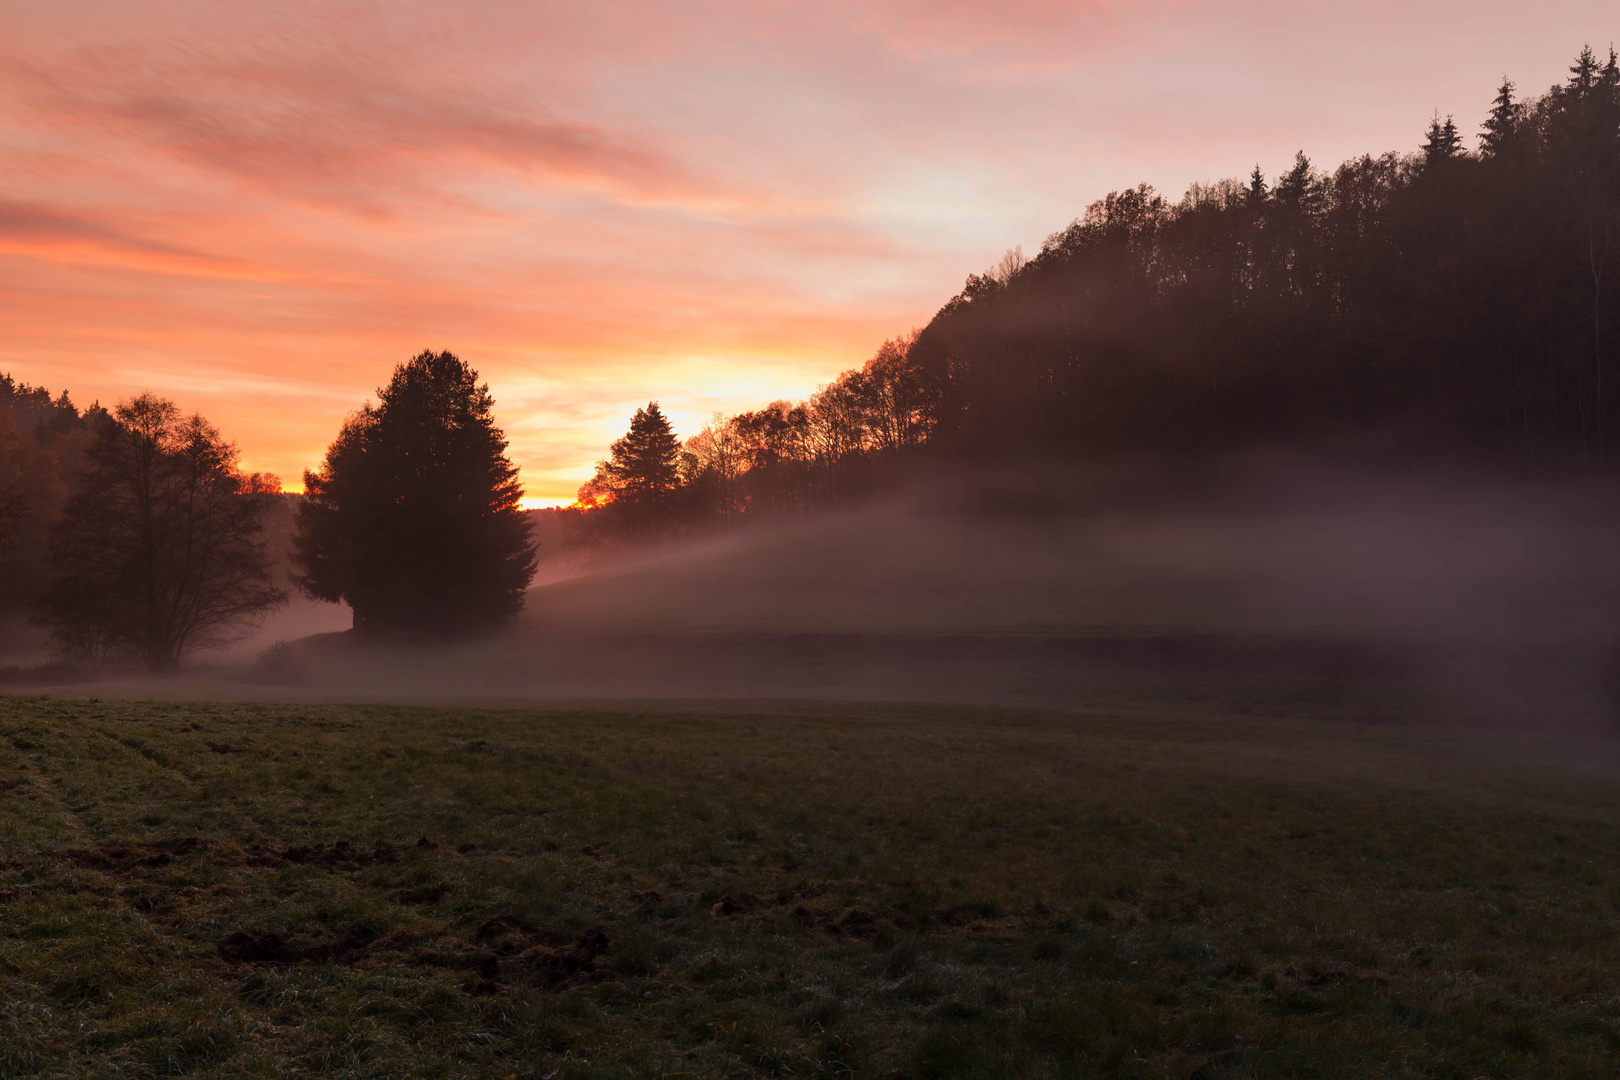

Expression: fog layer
xmin=46 ymin=460 xmax=1610 ymax=730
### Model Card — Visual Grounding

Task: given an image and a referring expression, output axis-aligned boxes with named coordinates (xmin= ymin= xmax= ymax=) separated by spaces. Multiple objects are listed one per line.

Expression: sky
xmin=1 ymin=1 xmax=1614 ymax=503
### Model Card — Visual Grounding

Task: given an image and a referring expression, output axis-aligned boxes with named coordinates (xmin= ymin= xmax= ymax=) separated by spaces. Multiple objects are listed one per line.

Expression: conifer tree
xmin=1272 ymin=152 xmax=1318 ymax=210
xmin=1480 ymin=79 xmax=1519 ymax=154
xmin=1570 ymin=44 xmax=1600 ymax=94
xmin=576 ymin=403 xmax=683 ymax=540
xmin=1245 ymin=165 xmax=1268 ymax=206
xmin=1422 ymin=112 xmax=1464 ymax=164
xmin=604 ymin=403 xmax=681 ymax=502
xmin=293 ymin=351 xmax=536 ymax=637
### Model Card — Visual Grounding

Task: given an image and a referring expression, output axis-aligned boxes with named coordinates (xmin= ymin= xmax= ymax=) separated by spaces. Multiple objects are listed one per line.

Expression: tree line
xmin=0 ymin=352 xmax=536 ymax=671
xmin=572 ymin=45 xmax=1620 ymax=544
xmin=911 ymin=46 xmax=1620 ymax=463
xmin=570 ymin=331 xmax=936 ymax=544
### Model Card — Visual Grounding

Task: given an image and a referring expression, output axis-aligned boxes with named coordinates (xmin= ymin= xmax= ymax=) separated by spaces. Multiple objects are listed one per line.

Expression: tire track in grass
xmin=0 ymin=706 xmax=161 ymax=1052
xmin=36 ymin=722 xmax=202 ymax=841
xmin=56 ymin=711 xmax=259 ymax=841
xmin=66 ymin=712 xmax=409 ymax=933
xmin=0 ymin=704 xmax=264 ymax=1078
xmin=0 ymin=708 xmax=97 ymax=854
xmin=0 ymin=710 xmax=100 ymax=1079
xmin=11 ymin=709 xmax=262 ymax=972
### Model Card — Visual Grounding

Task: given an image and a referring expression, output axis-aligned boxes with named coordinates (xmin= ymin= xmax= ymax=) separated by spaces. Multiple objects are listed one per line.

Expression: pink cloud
xmin=0 ymin=35 xmax=723 ymax=216
xmin=0 ymin=198 xmax=297 ymax=280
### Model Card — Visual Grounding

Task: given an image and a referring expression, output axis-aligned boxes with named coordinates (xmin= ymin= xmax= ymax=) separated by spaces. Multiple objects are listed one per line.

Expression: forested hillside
xmin=914 ymin=48 xmax=1620 ymax=462
xmin=578 ymin=46 xmax=1620 ymax=541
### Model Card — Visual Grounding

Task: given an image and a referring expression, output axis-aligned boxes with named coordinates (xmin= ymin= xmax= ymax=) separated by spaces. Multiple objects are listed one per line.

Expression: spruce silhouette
xmin=294 ymin=351 xmax=536 ymax=637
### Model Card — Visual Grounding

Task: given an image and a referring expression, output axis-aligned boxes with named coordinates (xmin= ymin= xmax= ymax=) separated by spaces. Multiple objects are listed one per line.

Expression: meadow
xmin=4 ymin=694 xmax=1620 ymax=1078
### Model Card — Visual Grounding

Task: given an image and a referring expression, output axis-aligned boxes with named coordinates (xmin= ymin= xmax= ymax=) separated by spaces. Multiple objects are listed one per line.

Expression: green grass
xmin=3 ymin=694 xmax=1620 ymax=1077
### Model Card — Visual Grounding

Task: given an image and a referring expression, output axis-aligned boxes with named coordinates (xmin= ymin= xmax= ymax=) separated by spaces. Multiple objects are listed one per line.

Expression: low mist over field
xmin=40 ymin=459 xmax=1620 ymax=733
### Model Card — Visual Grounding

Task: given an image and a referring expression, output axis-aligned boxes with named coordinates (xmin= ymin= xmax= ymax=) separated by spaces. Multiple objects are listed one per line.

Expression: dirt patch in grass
xmin=242 ymin=839 xmax=401 ymax=869
xmin=218 ymin=924 xmax=374 ymax=965
xmin=390 ymin=884 xmax=452 ymax=904
xmin=42 ymin=836 xmax=206 ymax=871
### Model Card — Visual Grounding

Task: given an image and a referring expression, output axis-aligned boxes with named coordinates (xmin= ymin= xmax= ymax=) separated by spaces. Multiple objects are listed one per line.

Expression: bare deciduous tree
xmin=36 ymin=395 xmax=285 ymax=670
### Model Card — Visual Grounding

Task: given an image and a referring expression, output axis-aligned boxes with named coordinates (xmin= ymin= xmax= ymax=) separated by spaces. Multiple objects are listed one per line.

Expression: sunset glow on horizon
xmin=2 ymin=0 xmax=1612 ymax=501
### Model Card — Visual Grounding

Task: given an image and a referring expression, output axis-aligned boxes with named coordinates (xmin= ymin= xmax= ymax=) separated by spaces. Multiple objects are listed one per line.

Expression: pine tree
xmin=1480 ymin=78 xmax=1518 ymax=155
xmin=293 ymin=351 xmax=537 ymax=637
xmin=1272 ymin=152 xmax=1318 ymax=209
xmin=1422 ymin=112 xmax=1464 ymax=164
xmin=577 ymin=403 xmax=683 ymax=540
xmin=1245 ymin=165 xmax=1268 ymax=206
xmin=1570 ymin=45 xmax=1600 ymax=95
xmin=604 ymin=403 xmax=681 ymax=502
xmin=1443 ymin=116 xmax=1461 ymax=153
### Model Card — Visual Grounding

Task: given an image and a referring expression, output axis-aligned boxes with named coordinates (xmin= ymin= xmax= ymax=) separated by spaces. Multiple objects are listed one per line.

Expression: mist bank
xmin=19 ymin=457 xmax=1620 ymax=732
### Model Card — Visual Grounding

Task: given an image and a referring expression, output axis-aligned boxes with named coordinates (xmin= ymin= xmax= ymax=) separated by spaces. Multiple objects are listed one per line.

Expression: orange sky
xmin=1 ymin=1 xmax=1613 ymax=503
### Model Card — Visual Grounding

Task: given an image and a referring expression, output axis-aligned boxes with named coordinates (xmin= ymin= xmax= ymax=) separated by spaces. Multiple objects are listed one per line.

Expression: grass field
xmin=4 ymin=695 xmax=1620 ymax=1078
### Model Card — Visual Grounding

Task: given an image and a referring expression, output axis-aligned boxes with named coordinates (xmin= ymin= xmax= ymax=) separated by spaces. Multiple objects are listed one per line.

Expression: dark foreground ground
xmin=4 ymin=696 xmax=1620 ymax=1078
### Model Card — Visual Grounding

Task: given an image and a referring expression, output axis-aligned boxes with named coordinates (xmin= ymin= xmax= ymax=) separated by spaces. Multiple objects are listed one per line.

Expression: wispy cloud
xmin=0 ymin=42 xmax=724 ymax=217
xmin=0 ymin=199 xmax=292 ymax=280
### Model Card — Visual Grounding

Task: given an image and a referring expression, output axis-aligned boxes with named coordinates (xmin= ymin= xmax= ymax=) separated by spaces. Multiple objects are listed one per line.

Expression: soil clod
xmin=392 ymin=885 xmax=451 ymax=904
xmin=218 ymin=923 xmax=374 ymax=965
xmin=710 ymin=893 xmax=763 ymax=917
xmin=219 ymin=930 xmax=297 ymax=964
xmin=41 ymin=843 xmax=196 ymax=873
xmin=274 ymin=841 xmax=400 ymax=868
xmin=476 ymin=913 xmax=567 ymax=950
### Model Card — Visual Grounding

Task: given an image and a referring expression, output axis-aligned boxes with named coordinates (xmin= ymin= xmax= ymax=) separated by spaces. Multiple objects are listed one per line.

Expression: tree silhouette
xmin=35 ymin=395 xmax=285 ymax=669
xmin=890 ymin=45 xmax=1620 ymax=464
xmin=1480 ymin=79 xmax=1519 ymax=154
xmin=1421 ymin=113 xmax=1463 ymax=164
xmin=853 ymin=332 xmax=937 ymax=452
xmin=605 ymin=403 xmax=681 ymax=499
xmin=679 ymin=414 xmax=748 ymax=519
xmin=0 ymin=375 xmax=98 ymax=610
xmin=576 ymin=403 xmax=684 ymax=538
xmin=1272 ymin=151 xmax=1321 ymax=210
xmin=1570 ymin=45 xmax=1601 ymax=95
xmin=294 ymin=351 xmax=536 ymax=637
xmin=1245 ymin=165 xmax=1268 ymax=206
